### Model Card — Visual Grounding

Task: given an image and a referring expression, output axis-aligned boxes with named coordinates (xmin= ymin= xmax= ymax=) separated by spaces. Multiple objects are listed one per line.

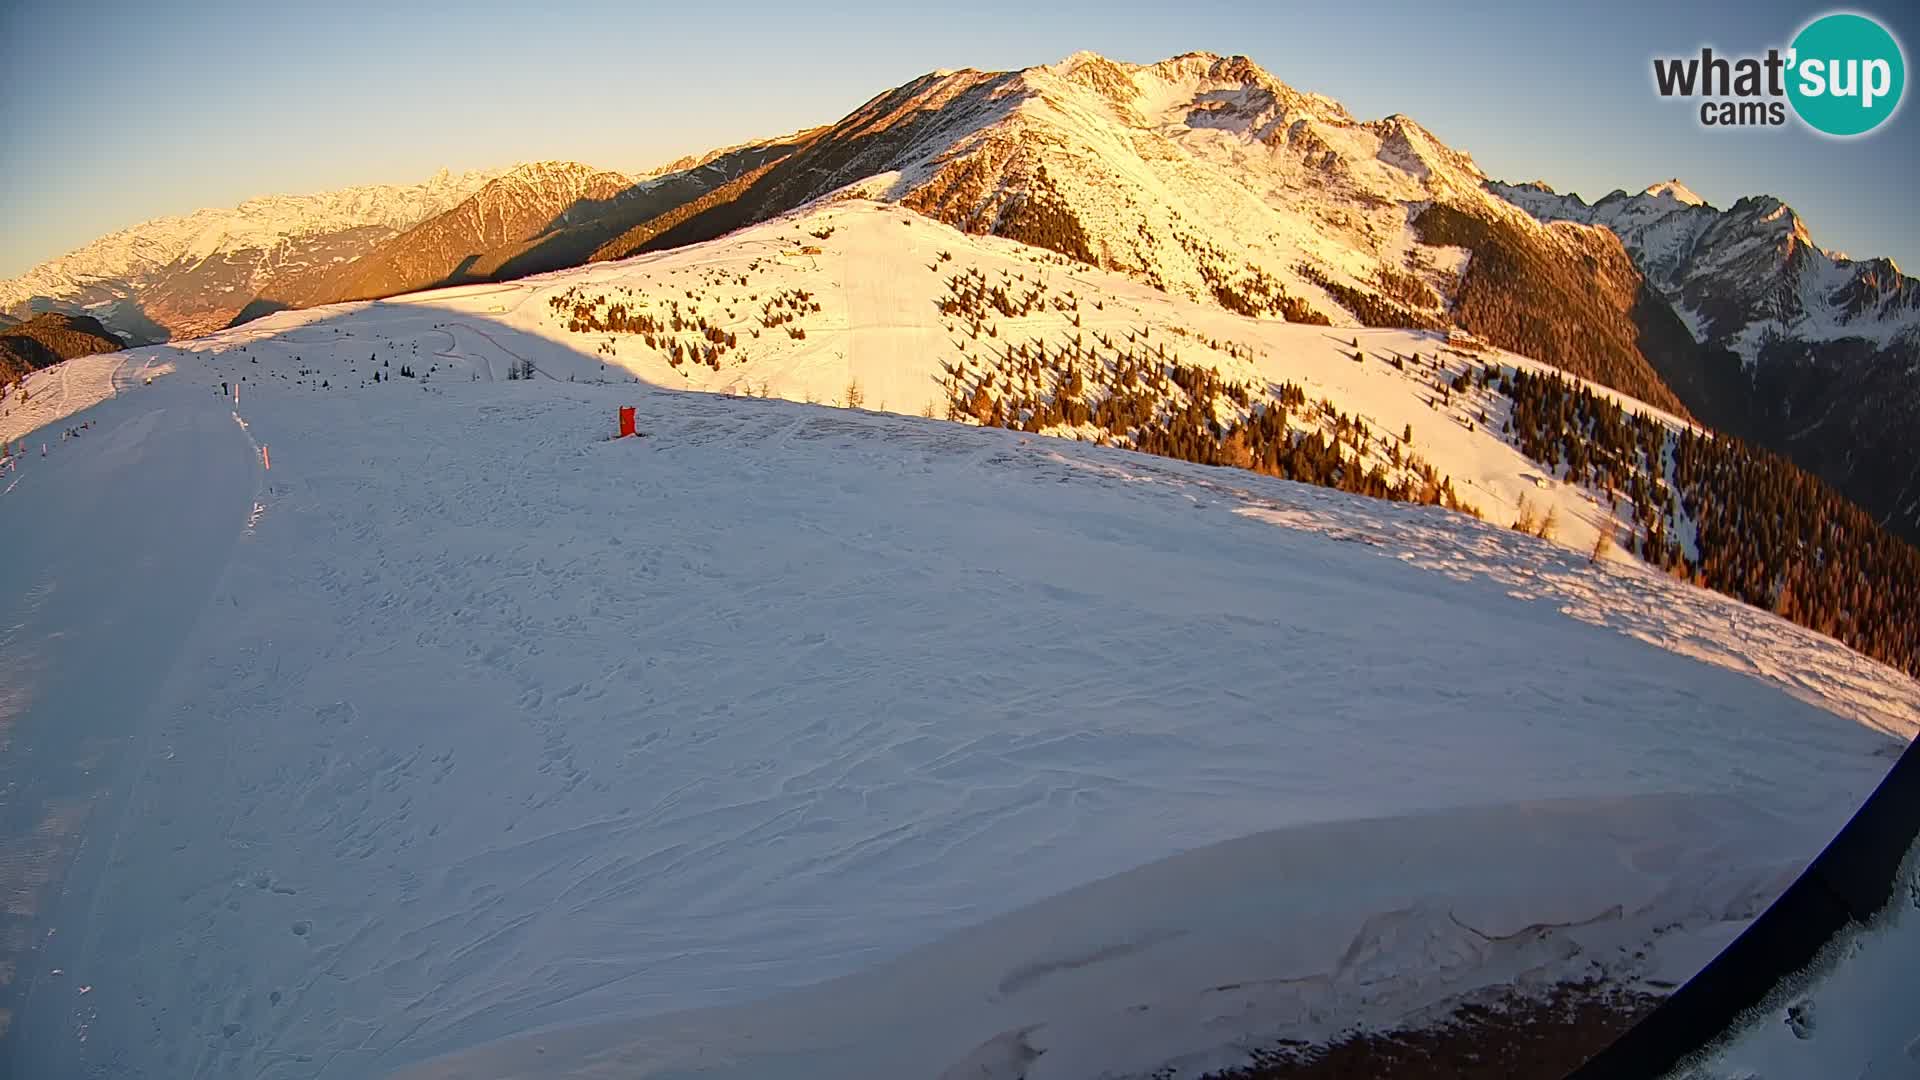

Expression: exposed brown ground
xmin=1205 ymin=980 xmax=1663 ymax=1080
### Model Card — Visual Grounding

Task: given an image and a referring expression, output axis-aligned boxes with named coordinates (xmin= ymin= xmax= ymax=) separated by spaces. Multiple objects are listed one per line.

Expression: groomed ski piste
xmin=2 ymin=203 xmax=1916 ymax=1079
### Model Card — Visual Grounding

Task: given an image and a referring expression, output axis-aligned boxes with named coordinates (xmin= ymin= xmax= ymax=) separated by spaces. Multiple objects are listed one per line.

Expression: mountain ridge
xmin=1488 ymin=176 xmax=1920 ymax=541
xmin=1488 ymin=178 xmax=1920 ymax=352
xmin=0 ymin=311 xmax=124 ymax=385
xmin=216 ymin=136 xmax=820 ymax=325
xmin=0 ymin=168 xmax=500 ymax=342
xmin=288 ymin=161 xmax=640 ymax=305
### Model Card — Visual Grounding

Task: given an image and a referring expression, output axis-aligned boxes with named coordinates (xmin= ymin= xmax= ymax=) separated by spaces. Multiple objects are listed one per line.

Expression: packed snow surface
xmin=1670 ymin=838 xmax=1920 ymax=1080
xmin=2 ymin=204 xmax=1915 ymax=1079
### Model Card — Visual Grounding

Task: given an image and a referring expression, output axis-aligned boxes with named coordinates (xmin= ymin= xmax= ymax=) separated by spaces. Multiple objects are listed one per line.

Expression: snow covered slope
xmin=327 ymin=201 xmax=1690 ymax=561
xmin=0 ymin=169 xmax=498 ymax=342
xmin=0 ymin=351 xmax=159 ymax=451
xmin=1678 ymin=837 xmax=1920 ymax=1080
xmin=2 ymin=199 xmax=1915 ymax=1078
xmin=400 ymin=796 xmax=1892 ymax=1080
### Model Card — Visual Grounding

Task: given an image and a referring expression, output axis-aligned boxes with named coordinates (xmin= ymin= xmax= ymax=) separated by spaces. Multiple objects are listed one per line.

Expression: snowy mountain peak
xmin=462 ymin=162 xmax=637 ymax=218
xmin=1643 ymin=179 xmax=1705 ymax=206
xmin=859 ymin=51 xmax=1497 ymax=307
xmin=1051 ymin=48 xmax=1123 ymax=72
xmin=1026 ymin=50 xmax=1354 ymax=130
xmin=498 ymin=160 xmax=633 ymax=185
xmin=1137 ymin=50 xmax=1281 ymax=91
xmin=1366 ymin=113 xmax=1486 ymax=183
xmin=1045 ymin=50 xmax=1144 ymax=107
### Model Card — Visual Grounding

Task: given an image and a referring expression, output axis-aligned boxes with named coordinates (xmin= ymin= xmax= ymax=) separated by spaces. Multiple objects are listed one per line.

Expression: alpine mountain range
xmin=6 ymin=51 xmax=1917 ymax=548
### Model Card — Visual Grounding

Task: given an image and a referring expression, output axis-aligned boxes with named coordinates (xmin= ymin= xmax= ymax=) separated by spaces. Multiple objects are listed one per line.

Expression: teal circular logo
xmin=1788 ymin=13 xmax=1905 ymax=136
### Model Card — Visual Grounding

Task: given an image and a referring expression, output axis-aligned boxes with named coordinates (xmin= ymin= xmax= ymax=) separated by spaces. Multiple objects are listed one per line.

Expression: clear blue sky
xmin=3 ymin=0 xmax=1915 ymax=277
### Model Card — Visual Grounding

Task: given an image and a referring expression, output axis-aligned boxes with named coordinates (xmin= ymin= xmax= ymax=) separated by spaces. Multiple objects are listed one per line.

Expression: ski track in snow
xmin=0 ymin=352 xmax=137 ymax=469
xmin=0 ymin=208 xmax=1915 ymax=1078
xmin=0 ymin=383 xmax=257 ymax=1066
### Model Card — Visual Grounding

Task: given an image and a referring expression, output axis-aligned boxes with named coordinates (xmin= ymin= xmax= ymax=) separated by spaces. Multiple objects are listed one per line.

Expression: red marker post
xmin=618 ymin=407 xmax=636 ymax=438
